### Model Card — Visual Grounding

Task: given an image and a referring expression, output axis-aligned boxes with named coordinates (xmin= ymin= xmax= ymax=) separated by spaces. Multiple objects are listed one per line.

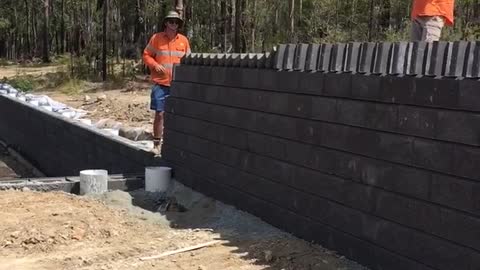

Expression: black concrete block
xmin=208 ymin=54 xmax=218 ymax=66
xmin=253 ymin=53 xmax=266 ymax=68
xmin=276 ymin=70 xmax=301 ymax=92
xmin=297 ymin=71 xmax=324 ymax=95
xmin=287 ymin=94 xmax=313 ymax=118
xmin=239 ymin=53 xmax=249 ymax=67
xmin=376 ymin=191 xmax=480 ymax=252
xmin=344 ymin=128 xmax=382 ymax=158
xmin=336 ymin=99 xmax=367 ymax=126
xmin=293 ymin=120 xmax=322 ymax=145
xmin=224 ymin=53 xmax=235 ymax=67
xmin=310 ymin=96 xmax=337 ymax=122
xmin=236 ymin=68 xmax=262 ymax=89
xmin=283 ymin=44 xmax=296 ymax=70
xmin=257 ymin=69 xmax=278 ymax=91
xmin=411 ymin=76 xmax=437 ymax=106
xmin=200 ymin=53 xmax=210 ymax=65
xmin=351 ymin=74 xmax=382 ymax=100
xmin=254 ymin=113 xmax=297 ymax=140
xmin=246 ymin=154 xmax=294 ymax=186
xmin=373 ymin=42 xmax=392 ymax=75
xmin=264 ymin=51 xmax=274 ymax=69
xmin=249 ymin=90 xmax=283 ymax=112
xmin=344 ymin=42 xmax=362 ymax=73
xmin=434 ymin=77 xmax=460 ymax=109
xmin=181 ymin=53 xmax=191 ymax=64
xmin=431 ymin=173 xmax=480 ymax=216
xmin=343 ymin=156 xmax=431 ymax=199
xmin=453 ymin=144 xmax=480 ymax=181
xmin=389 ymin=42 xmax=409 ymax=75
xmin=397 ymin=105 xmax=438 ymax=138
xmin=458 ymin=79 xmax=480 ymax=112
xmin=406 ymin=41 xmax=428 ymax=76
xmin=323 ymin=73 xmax=352 ymax=97
xmin=445 ymin=41 xmax=469 ymax=78
xmin=317 ymin=44 xmax=333 ymax=72
xmin=425 ymin=41 xmax=448 ymax=77
xmin=329 ymin=43 xmax=347 ymax=72
xmin=467 ymin=41 xmax=480 ymax=78
xmin=231 ymin=53 xmax=242 ymax=67
xmin=294 ymin=43 xmax=309 ymax=71
xmin=376 ymin=133 xmax=415 ymax=165
xmin=413 ymin=138 xmax=454 ymax=173
xmin=305 ymin=44 xmax=320 ymax=71
xmin=321 ymin=123 xmax=349 ymax=150
xmin=247 ymin=132 xmax=287 ymax=160
xmin=372 ymin=246 xmax=436 ymax=270
xmin=358 ymin=42 xmax=376 ymax=74
xmin=273 ymin=44 xmax=287 ymax=70
xmin=437 ymin=111 xmax=480 ymax=145
xmin=365 ymin=103 xmax=398 ymax=131
xmin=410 ymin=230 xmax=473 ymax=270
xmin=216 ymin=53 xmax=226 ymax=66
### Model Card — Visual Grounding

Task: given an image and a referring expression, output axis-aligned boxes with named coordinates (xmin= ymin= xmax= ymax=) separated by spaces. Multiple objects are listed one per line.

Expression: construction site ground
xmin=0 ymin=64 xmax=368 ymax=270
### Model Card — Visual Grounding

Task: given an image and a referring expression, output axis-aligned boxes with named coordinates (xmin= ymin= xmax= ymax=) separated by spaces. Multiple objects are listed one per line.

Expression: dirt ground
xmin=0 ymin=183 xmax=368 ymax=270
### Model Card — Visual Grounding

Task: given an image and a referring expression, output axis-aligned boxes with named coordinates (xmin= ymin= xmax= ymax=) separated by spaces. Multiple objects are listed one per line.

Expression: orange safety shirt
xmin=143 ymin=32 xmax=191 ymax=86
xmin=411 ymin=0 xmax=455 ymax=26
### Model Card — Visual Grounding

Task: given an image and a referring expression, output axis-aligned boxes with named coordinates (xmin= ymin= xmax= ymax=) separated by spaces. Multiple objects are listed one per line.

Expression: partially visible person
xmin=143 ymin=11 xmax=190 ymax=154
xmin=411 ymin=0 xmax=455 ymax=42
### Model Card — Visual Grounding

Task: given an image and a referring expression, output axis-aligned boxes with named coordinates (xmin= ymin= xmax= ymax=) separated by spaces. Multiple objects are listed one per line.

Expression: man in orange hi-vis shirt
xmin=143 ymin=11 xmax=190 ymax=153
xmin=411 ymin=0 xmax=455 ymax=41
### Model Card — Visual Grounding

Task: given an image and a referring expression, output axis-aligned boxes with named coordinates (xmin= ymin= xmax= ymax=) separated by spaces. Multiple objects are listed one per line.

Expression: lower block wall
xmin=0 ymin=95 xmax=163 ymax=177
xmin=163 ymin=65 xmax=480 ymax=270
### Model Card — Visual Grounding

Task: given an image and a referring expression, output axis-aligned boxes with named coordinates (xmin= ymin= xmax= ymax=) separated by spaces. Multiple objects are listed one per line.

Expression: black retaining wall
xmin=0 ymin=95 xmax=163 ymax=177
xmin=163 ymin=42 xmax=480 ymax=270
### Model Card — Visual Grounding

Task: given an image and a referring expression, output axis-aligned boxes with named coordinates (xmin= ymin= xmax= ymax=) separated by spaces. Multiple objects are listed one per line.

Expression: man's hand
xmin=154 ymin=64 xmax=167 ymax=75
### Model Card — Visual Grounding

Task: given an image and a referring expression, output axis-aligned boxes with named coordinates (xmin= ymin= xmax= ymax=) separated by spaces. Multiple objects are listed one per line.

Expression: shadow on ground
xmin=127 ymin=181 xmax=368 ymax=270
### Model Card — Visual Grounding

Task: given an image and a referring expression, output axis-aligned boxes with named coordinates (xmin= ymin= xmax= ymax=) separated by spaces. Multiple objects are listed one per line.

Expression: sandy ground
xmin=0 ymin=183 xmax=368 ymax=270
xmin=0 ymin=65 xmax=64 ymax=79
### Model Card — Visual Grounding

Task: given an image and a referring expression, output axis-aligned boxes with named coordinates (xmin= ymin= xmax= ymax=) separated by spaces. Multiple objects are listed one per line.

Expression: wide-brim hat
xmin=163 ymin=11 xmax=184 ymax=28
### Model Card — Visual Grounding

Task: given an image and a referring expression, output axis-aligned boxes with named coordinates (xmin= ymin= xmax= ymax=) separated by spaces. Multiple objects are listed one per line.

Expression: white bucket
xmin=79 ymin=169 xmax=109 ymax=195
xmin=145 ymin=166 xmax=172 ymax=192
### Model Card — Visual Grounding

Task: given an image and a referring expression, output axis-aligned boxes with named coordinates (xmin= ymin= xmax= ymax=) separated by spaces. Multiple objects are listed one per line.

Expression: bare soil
xmin=0 ymin=185 xmax=368 ymax=270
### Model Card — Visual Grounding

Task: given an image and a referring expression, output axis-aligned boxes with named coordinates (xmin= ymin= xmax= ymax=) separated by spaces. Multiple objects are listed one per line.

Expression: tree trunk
xmin=250 ymin=0 xmax=256 ymax=52
xmin=42 ymin=0 xmax=50 ymax=63
xmin=234 ymin=0 xmax=241 ymax=52
xmin=221 ymin=0 xmax=227 ymax=52
xmin=103 ymin=0 xmax=109 ymax=81
xmin=289 ymin=0 xmax=295 ymax=42
xmin=175 ymin=0 xmax=184 ymax=18
xmin=60 ymin=0 xmax=65 ymax=53
xmin=24 ymin=0 xmax=31 ymax=56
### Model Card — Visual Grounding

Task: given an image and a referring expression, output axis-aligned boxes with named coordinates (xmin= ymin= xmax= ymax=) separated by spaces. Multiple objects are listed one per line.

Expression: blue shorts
xmin=150 ymin=84 xmax=170 ymax=112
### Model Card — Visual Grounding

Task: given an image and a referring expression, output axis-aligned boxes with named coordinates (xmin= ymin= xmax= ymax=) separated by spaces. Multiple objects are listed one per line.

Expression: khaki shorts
xmin=411 ymin=16 xmax=445 ymax=42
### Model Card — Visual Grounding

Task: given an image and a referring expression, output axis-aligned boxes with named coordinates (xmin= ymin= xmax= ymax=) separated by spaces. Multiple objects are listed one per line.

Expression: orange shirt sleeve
xmin=143 ymin=34 xmax=159 ymax=70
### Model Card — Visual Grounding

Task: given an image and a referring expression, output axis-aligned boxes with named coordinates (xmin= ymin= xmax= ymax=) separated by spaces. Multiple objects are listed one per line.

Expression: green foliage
xmin=6 ymin=76 xmax=36 ymax=92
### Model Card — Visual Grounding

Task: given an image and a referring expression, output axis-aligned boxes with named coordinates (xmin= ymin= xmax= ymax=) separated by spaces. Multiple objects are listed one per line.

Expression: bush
xmin=6 ymin=76 xmax=35 ymax=92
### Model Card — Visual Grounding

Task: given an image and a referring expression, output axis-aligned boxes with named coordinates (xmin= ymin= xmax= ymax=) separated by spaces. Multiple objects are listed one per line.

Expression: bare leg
xmin=153 ymin=111 xmax=164 ymax=153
